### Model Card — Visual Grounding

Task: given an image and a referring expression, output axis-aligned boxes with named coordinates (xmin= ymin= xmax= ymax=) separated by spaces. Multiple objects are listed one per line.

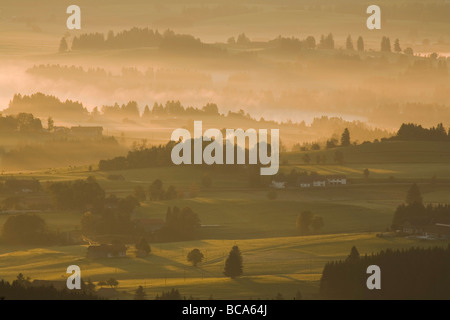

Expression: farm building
xmin=297 ymin=175 xmax=346 ymax=188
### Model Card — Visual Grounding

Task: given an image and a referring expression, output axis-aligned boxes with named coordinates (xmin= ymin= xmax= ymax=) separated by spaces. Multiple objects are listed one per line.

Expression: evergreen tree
xmin=134 ymin=286 xmax=147 ymax=300
xmin=406 ymin=183 xmax=423 ymax=205
xmin=224 ymin=246 xmax=243 ymax=278
xmin=357 ymin=36 xmax=364 ymax=51
xmin=346 ymin=246 xmax=360 ymax=262
xmin=381 ymin=36 xmax=391 ymax=52
xmin=346 ymin=35 xmax=354 ymax=50
xmin=341 ymin=128 xmax=351 ymax=146
xmin=59 ymin=37 xmax=68 ymax=53
xmin=394 ymin=38 xmax=401 ymax=52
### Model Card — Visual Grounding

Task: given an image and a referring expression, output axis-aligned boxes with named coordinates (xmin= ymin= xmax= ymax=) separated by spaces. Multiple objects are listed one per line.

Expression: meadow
xmin=1 ymin=140 xmax=450 ymax=299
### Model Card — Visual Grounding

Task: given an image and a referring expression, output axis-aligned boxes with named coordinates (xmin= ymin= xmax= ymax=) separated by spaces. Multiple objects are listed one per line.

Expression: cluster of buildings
xmin=401 ymin=222 xmax=450 ymax=240
xmin=271 ymin=175 xmax=347 ymax=189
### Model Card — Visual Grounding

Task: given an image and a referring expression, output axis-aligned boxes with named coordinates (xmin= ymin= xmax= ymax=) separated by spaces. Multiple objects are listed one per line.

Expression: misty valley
xmin=0 ymin=0 xmax=449 ymax=301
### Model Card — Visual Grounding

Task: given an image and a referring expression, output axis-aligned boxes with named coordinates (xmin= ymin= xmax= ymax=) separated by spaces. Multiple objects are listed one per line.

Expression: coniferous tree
xmin=394 ymin=39 xmax=401 ymax=52
xmin=134 ymin=286 xmax=147 ymax=300
xmin=346 ymin=35 xmax=354 ymax=50
xmin=224 ymin=246 xmax=243 ymax=278
xmin=406 ymin=183 xmax=423 ymax=205
xmin=357 ymin=36 xmax=364 ymax=51
xmin=341 ymin=128 xmax=351 ymax=146
xmin=59 ymin=37 xmax=68 ymax=53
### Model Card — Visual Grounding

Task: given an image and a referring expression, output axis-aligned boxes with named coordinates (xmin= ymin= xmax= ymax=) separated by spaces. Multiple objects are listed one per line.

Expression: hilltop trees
xmin=224 ymin=246 xmax=243 ymax=278
xmin=320 ymin=246 xmax=450 ymax=299
xmin=394 ymin=123 xmax=449 ymax=141
xmin=319 ymin=33 xmax=334 ymax=50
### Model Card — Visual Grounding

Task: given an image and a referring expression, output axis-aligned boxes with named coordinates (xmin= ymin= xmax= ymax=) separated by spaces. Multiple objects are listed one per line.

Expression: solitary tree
xmin=381 ymin=36 xmax=391 ymax=52
xmin=224 ymin=246 xmax=243 ymax=278
xmin=346 ymin=35 xmax=354 ymax=50
xmin=357 ymin=36 xmax=364 ymax=51
xmin=135 ymin=237 xmax=151 ymax=256
xmin=187 ymin=248 xmax=204 ymax=267
xmin=394 ymin=38 xmax=402 ymax=52
xmin=406 ymin=183 xmax=423 ymax=205
xmin=341 ymin=128 xmax=351 ymax=146
xmin=47 ymin=117 xmax=54 ymax=132
xmin=134 ymin=286 xmax=147 ymax=300
xmin=58 ymin=37 xmax=68 ymax=53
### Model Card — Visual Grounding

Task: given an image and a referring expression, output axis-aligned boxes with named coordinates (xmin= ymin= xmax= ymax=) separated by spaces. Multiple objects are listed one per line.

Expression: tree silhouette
xmin=346 ymin=246 xmax=360 ymax=262
xmin=135 ymin=237 xmax=151 ymax=256
xmin=187 ymin=248 xmax=204 ymax=267
xmin=406 ymin=183 xmax=423 ymax=205
xmin=381 ymin=36 xmax=391 ymax=52
xmin=346 ymin=35 xmax=354 ymax=50
xmin=357 ymin=36 xmax=364 ymax=51
xmin=224 ymin=246 xmax=243 ymax=278
xmin=394 ymin=39 xmax=402 ymax=52
xmin=134 ymin=286 xmax=147 ymax=300
xmin=341 ymin=128 xmax=351 ymax=146
xmin=59 ymin=37 xmax=68 ymax=53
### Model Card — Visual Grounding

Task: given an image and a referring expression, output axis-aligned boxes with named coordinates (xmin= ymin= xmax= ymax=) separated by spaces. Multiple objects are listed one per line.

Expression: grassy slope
xmin=0 ymin=233 xmax=447 ymax=299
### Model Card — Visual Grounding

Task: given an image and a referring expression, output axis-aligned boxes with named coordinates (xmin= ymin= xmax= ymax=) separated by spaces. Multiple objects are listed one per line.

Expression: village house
xmin=401 ymin=222 xmax=450 ymax=239
xmin=297 ymin=175 xmax=347 ymax=188
xmin=326 ymin=175 xmax=347 ymax=185
xmin=270 ymin=181 xmax=286 ymax=189
xmin=87 ymin=244 xmax=127 ymax=259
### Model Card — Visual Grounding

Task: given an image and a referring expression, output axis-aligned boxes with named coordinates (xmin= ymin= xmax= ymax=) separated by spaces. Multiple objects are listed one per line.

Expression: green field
xmin=1 ymin=140 xmax=450 ymax=299
xmin=0 ymin=233 xmax=448 ymax=299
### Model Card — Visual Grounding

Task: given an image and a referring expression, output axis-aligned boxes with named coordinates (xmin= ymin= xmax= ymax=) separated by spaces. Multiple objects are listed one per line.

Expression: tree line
xmin=320 ymin=245 xmax=450 ymax=299
xmin=392 ymin=123 xmax=450 ymax=141
xmin=68 ymin=28 xmax=223 ymax=56
xmin=391 ymin=183 xmax=450 ymax=230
